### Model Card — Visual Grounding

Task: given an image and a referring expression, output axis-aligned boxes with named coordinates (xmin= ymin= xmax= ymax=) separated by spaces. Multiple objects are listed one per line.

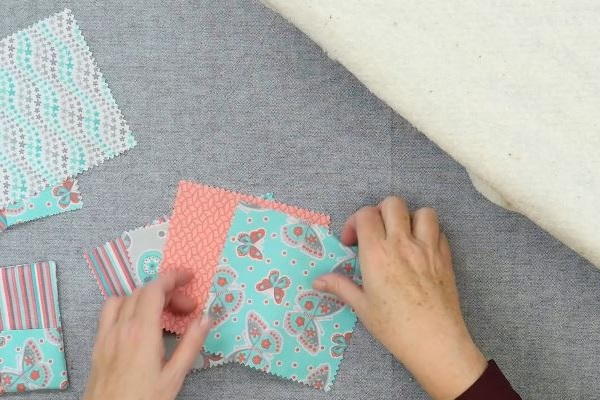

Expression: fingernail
xmin=313 ymin=278 xmax=326 ymax=291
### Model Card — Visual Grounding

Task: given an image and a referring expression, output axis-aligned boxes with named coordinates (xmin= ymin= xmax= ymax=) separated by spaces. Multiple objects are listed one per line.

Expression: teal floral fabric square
xmin=203 ymin=204 xmax=361 ymax=390
xmin=0 ymin=179 xmax=82 ymax=232
xmin=0 ymin=328 xmax=68 ymax=394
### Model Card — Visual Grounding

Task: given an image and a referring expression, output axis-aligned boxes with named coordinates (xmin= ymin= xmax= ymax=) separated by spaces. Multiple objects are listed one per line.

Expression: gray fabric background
xmin=2 ymin=1 xmax=599 ymax=399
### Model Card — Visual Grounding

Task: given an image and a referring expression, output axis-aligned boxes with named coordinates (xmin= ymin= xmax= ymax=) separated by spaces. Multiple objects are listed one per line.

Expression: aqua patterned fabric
xmin=0 ymin=328 xmax=68 ymax=394
xmin=0 ymin=261 xmax=68 ymax=394
xmin=84 ymin=194 xmax=274 ymax=298
xmin=0 ymin=9 xmax=136 ymax=209
xmin=203 ymin=204 xmax=361 ymax=390
xmin=0 ymin=179 xmax=82 ymax=232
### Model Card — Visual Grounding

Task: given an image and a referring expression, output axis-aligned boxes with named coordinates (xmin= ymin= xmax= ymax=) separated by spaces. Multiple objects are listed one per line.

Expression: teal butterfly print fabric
xmin=203 ymin=204 xmax=361 ymax=390
xmin=0 ymin=179 xmax=82 ymax=232
xmin=0 ymin=329 xmax=68 ymax=394
xmin=0 ymin=9 xmax=136 ymax=209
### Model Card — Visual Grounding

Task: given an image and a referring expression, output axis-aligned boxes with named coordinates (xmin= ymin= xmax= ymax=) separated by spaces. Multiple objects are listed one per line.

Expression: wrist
xmin=398 ymin=333 xmax=487 ymax=400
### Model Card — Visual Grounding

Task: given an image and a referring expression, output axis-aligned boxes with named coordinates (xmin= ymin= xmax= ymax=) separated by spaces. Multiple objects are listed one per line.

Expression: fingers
xmin=341 ymin=206 xmax=386 ymax=247
xmin=118 ymin=290 xmax=141 ymax=322
xmin=163 ymin=314 xmax=211 ymax=386
xmin=166 ymin=292 xmax=197 ymax=315
xmin=379 ymin=196 xmax=411 ymax=239
xmin=313 ymin=273 xmax=366 ymax=315
xmin=138 ymin=269 xmax=195 ymax=321
xmin=438 ymin=232 xmax=452 ymax=262
xmin=411 ymin=207 xmax=440 ymax=245
xmin=342 ymin=197 xmax=411 ymax=246
xmin=155 ymin=269 xmax=195 ymax=295
xmin=97 ymin=296 xmax=124 ymax=337
xmin=340 ymin=215 xmax=358 ymax=246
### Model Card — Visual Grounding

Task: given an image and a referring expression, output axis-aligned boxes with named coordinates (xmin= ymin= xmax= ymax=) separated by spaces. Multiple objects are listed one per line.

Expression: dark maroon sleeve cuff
xmin=456 ymin=360 xmax=521 ymax=400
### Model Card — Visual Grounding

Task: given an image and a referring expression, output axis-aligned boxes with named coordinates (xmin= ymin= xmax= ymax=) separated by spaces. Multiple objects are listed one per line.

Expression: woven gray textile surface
xmin=2 ymin=1 xmax=599 ymax=398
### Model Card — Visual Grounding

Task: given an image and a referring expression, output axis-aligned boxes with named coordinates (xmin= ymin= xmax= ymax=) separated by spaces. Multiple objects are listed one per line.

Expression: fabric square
xmin=83 ymin=220 xmax=229 ymax=374
xmin=83 ymin=216 xmax=169 ymax=298
xmin=84 ymin=234 xmax=137 ymax=298
xmin=0 ymin=179 xmax=82 ymax=232
xmin=84 ymin=222 xmax=227 ymax=374
xmin=203 ymin=205 xmax=360 ymax=390
xmin=122 ymin=220 xmax=170 ymax=287
xmin=160 ymin=181 xmax=330 ymax=335
xmin=0 ymin=9 xmax=136 ymax=209
xmin=83 ymin=195 xmax=279 ymax=373
xmin=0 ymin=261 xmax=68 ymax=394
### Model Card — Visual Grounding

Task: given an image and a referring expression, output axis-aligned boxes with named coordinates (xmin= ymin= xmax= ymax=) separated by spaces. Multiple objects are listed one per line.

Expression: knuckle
xmin=131 ymin=287 xmax=145 ymax=298
xmin=100 ymin=298 xmax=121 ymax=320
xmin=331 ymin=277 xmax=342 ymax=293
xmin=103 ymin=296 xmax=121 ymax=310
xmin=356 ymin=205 xmax=379 ymax=220
xmin=416 ymin=207 xmax=438 ymax=221
xmin=382 ymin=195 xmax=407 ymax=210
xmin=120 ymin=320 xmax=144 ymax=342
xmin=400 ymin=239 xmax=427 ymax=260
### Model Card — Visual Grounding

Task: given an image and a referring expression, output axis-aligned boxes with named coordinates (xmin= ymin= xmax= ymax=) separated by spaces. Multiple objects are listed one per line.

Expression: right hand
xmin=313 ymin=196 xmax=487 ymax=400
xmin=84 ymin=270 xmax=210 ymax=400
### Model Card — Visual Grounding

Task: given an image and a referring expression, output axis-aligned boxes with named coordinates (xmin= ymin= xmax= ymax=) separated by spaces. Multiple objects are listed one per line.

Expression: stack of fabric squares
xmin=84 ymin=181 xmax=361 ymax=391
xmin=0 ymin=9 xmax=136 ymax=395
xmin=0 ymin=9 xmax=136 ymax=232
xmin=0 ymin=262 xmax=68 ymax=394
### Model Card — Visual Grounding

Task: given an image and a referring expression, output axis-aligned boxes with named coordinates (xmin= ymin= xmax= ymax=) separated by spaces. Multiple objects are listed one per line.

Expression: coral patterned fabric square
xmin=161 ymin=181 xmax=330 ymax=334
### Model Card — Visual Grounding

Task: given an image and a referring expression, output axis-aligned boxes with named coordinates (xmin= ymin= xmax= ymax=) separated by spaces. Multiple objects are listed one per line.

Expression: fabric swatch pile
xmin=85 ymin=181 xmax=362 ymax=391
xmin=1 ymin=8 xmax=360 ymax=394
xmin=0 ymin=9 xmax=135 ymax=395
xmin=0 ymin=9 xmax=136 ymax=233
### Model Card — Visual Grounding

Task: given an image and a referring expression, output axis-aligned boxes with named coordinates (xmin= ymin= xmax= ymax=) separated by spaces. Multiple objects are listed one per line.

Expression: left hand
xmin=313 ymin=197 xmax=486 ymax=399
xmin=84 ymin=270 xmax=210 ymax=400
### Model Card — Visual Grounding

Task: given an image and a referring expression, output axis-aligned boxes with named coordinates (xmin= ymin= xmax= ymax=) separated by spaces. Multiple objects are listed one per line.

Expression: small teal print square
xmin=0 ymin=328 xmax=68 ymax=394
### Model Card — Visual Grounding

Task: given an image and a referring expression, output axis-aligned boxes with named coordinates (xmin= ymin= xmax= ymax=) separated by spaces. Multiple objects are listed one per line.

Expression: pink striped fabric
xmin=84 ymin=237 xmax=138 ymax=298
xmin=83 ymin=216 xmax=170 ymax=298
xmin=0 ymin=261 xmax=60 ymax=330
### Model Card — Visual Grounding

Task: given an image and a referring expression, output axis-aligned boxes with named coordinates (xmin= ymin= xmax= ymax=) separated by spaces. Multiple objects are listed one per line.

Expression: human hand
xmin=313 ymin=196 xmax=486 ymax=400
xmin=84 ymin=270 xmax=210 ymax=400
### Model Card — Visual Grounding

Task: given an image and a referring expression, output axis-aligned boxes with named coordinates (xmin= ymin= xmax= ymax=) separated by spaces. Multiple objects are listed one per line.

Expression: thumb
xmin=313 ymin=273 xmax=366 ymax=314
xmin=163 ymin=314 xmax=211 ymax=388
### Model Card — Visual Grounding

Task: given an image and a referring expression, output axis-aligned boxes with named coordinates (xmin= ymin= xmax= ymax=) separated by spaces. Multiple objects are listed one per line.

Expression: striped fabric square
xmin=0 ymin=261 xmax=61 ymax=331
xmin=84 ymin=216 xmax=169 ymax=298
xmin=84 ymin=236 xmax=138 ymax=298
